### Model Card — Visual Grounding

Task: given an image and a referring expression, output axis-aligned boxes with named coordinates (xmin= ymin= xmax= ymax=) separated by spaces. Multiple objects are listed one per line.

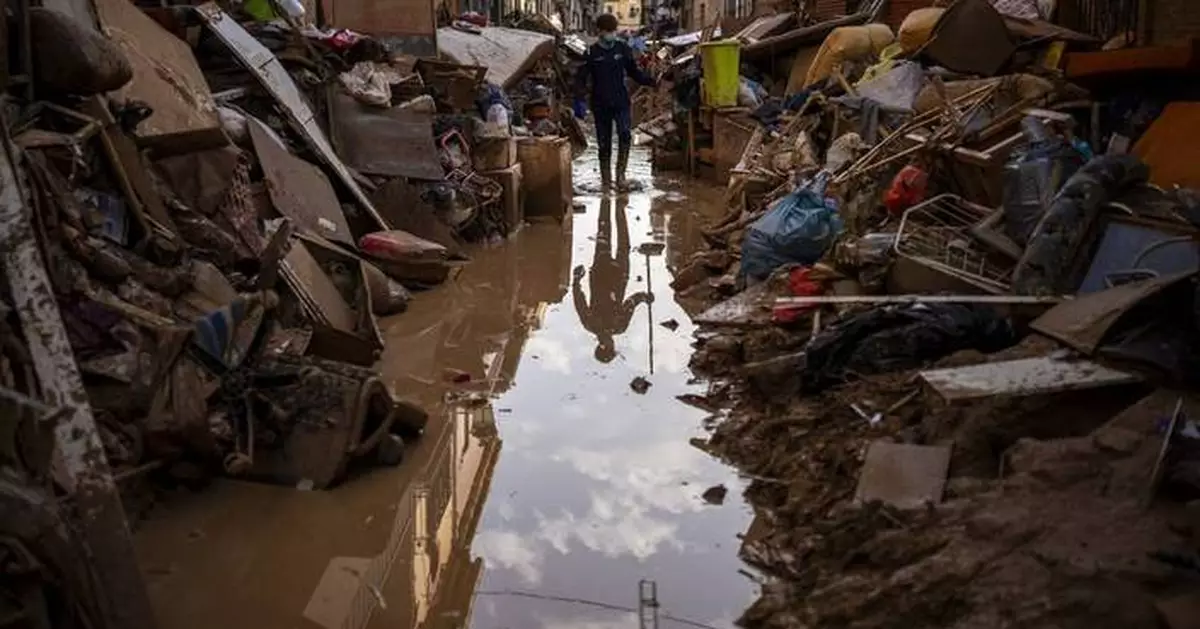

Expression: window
xmin=606 ymin=3 xmax=614 ymax=13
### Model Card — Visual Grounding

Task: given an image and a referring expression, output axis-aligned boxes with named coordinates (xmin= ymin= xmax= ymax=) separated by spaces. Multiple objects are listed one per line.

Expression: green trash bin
xmin=700 ymin=40 xmax=741 ymax=107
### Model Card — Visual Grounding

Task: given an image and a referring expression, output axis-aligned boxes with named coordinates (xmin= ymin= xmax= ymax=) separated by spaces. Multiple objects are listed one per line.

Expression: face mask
xmin=600 ymin=32 xmax=618 ymax=44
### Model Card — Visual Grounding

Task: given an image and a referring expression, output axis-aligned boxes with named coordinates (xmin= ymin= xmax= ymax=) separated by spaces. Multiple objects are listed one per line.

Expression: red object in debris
xmin=772 ymin=267 xmax=824 ymax=323
xmin=883 ymin=165 xmax=929 ymax=216
xmin=325 ymin=29 xmax=362 ymax=50
xmin=458 ymin=11 xmax=488 ymax=26
xmin=359 ymin=230 xmax=448 ymax=262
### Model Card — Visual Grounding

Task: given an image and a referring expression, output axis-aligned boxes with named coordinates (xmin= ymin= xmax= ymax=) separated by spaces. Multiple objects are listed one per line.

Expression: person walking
xmin=574 ymin=13 xmax=656 ymax=191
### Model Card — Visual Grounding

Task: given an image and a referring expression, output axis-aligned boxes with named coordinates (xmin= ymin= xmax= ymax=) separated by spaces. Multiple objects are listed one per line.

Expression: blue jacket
xmin=575 ymin=40 xmax=655 ymax=112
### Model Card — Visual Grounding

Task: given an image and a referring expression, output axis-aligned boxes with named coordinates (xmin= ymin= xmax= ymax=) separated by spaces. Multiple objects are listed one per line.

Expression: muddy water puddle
xmin=135 ymin=146 xmax=758 ymax=629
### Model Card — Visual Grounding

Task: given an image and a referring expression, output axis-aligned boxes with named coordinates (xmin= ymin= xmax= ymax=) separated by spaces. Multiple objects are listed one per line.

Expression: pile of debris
xmin=666 ymin=0 xmax=1200 ymax=626
xmin=3 ymin=0 xmax=595 ymax=490
xmin=0 ymin=1 xmax=591 ymax=620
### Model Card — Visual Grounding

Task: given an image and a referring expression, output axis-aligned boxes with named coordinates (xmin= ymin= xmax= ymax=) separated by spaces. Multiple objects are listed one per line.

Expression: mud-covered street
xmin=5 ymin=3 xmax=1200 ymax=629
xmin=134 ymin=145 xmax=761 ymax=629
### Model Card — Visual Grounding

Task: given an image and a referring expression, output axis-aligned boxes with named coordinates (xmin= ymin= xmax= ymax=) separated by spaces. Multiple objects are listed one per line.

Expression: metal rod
xmin=775 ymin=294 xmax=1065 ymax=306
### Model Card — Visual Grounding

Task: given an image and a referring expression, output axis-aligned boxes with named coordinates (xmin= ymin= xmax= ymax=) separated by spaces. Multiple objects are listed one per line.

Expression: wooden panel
xmin=328 ymin=0 xmax=435 ymax=37
xmin=920 ymin=355 xmax=1142 ymax=402
xmin=94 ymin=0 xmax=223 ymax=151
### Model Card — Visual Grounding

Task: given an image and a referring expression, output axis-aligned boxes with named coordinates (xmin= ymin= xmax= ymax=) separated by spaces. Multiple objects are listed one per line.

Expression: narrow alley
xmin=133 ymin=144 xmax=761 ymax=629
xmin=4 ymin=3 xmax=1200 ymax=629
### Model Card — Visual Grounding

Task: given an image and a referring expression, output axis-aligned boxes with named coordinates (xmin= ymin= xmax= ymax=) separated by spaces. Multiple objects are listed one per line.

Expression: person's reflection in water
xmin=573 ymin=195 xmax=653 ymax=363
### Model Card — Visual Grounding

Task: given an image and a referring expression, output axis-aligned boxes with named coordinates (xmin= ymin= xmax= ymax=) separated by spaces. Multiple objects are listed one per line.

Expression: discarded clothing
xmin=799 ymin=303 xmax=1018 ymax=391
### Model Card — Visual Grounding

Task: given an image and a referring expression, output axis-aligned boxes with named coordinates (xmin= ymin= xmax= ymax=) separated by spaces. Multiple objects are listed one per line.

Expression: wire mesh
xmin=895 ymin=194 xmax=1017 ymax=293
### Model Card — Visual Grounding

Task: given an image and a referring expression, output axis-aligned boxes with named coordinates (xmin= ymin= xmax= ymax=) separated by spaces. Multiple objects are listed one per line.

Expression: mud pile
xmin=690 ymin=324 xmax=1200 ymax=628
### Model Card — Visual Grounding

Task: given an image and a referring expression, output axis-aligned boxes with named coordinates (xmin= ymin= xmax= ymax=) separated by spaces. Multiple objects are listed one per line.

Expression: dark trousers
xmin=593 ymin=106 xmax=632 ymax=165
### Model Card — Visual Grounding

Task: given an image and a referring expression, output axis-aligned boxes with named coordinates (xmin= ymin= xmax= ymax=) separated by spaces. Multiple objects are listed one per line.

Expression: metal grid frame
xmin=895 ymin=194 xmax=1017 ymax=294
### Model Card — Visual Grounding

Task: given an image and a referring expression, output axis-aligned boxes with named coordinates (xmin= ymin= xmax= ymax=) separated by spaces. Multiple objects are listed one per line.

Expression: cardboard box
xmin=516 ymin=137 xmax=571 ymax=221
xmin=473 ymin=137 xmax=517 ymax=172
xmin=480 ymin=162 xmax=524 ymax=235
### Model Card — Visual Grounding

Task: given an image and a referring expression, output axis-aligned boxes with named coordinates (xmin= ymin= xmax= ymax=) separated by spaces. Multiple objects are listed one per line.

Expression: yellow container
xmin=700 ymin=40 xmax=741 ymax=107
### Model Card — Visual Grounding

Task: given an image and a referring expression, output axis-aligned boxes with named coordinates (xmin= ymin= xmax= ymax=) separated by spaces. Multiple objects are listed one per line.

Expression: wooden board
xmin=324 ymin=0 xmax=435 ymax=40
xmin=694 ymin=281 xmax=772 ymax=327
xmin=1133 ymin=102 xmax=1200 ymax=190
xmin=247 ymin=118 xmax=355 ymax=248
xmin=920 ymin=355 xmax=1142 ymax=402
xmin=94 ymin=0 xmax=224 ymax=153
xmin=281 ymin=241 xmax=357 ymax=334
xmin=712 ymin=111 xmax=756 ymax=185
xmin=1031 ymin=272 xmax=1195 ymax=355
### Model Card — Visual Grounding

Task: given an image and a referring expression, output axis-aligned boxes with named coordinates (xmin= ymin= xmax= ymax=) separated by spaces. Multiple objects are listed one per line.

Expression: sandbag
xmin=741 ymin=175 xmax=843 ymax=282
xmin=31 ymin=8 xmax=133 ymax=95
xmin=897 ymin=8 xmax=944 ymax=54
xmin=804 ymin=24 xmax=894 ymax=88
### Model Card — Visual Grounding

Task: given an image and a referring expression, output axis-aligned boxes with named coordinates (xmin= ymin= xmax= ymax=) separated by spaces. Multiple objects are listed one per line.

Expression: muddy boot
xmin=615 ymin=144 xmax=630 ymax=191
xmin=600 ymin=157 xmax=612 ymax=189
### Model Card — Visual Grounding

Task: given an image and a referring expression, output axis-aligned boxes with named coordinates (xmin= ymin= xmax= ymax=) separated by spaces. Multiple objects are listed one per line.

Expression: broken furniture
xmin=279 ymin=233 xmax=384 ymax=366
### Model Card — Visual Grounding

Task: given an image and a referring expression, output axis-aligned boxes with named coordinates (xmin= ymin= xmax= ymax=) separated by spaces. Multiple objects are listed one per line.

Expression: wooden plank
xmin=775 ymin=294 xmax=1064 ymax=306
xmin=281 ymin=241 xmax=357 ymax=333
xmin=94 ymin=0 xmax=224 ymax=152
xmin=247 ymin=117 xmax=355 ymax=248
xmin=920 ymin=355 xmax=1142 ymax=402
xmin=694 ymin=280 xmax=772 ymax=327
xmin=1031 ymin=272 xmax=1195 ymax=355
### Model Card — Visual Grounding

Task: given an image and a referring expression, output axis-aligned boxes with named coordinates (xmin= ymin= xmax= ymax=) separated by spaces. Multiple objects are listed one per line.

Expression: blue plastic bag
xmin=740 ymin=174 xmax=843 ymax=282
